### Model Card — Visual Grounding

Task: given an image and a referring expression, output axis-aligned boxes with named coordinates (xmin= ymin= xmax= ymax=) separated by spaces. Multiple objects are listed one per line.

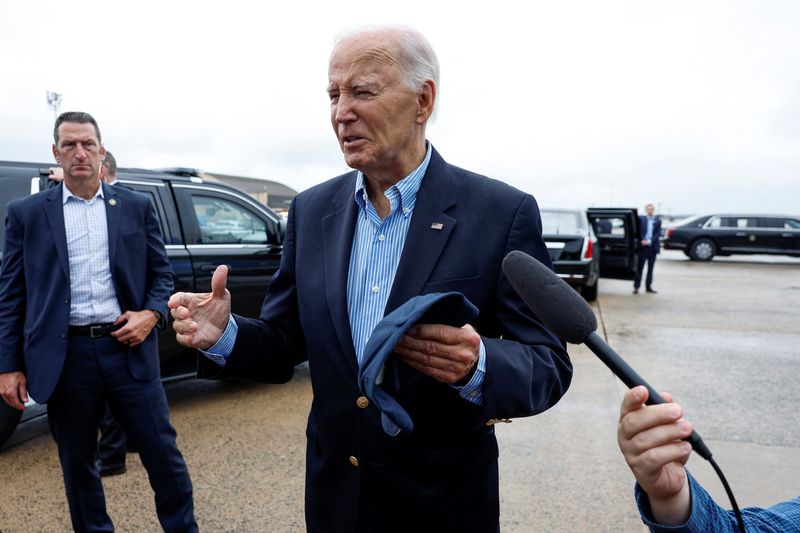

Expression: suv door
xmin=586 ymin=208 xmax=640 ymax=280
xmin=173 ymin=183 xmax=283 ymax=319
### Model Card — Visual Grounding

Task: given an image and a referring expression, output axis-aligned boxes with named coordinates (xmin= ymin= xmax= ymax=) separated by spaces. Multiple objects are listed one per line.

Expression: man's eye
xmin=329 ymin=94 xmax=339 ymax=104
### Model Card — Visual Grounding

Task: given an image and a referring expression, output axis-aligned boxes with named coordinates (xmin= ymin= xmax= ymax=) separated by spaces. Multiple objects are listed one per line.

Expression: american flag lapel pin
xmin=430 ymin=222 xmax=444 ymax=230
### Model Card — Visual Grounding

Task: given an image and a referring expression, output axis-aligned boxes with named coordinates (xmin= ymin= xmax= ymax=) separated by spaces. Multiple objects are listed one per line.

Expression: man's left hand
xmin=111 ymin=310 xmax=159 ymax=347
xmin=394 ymin=324 xmax=480 ymax=384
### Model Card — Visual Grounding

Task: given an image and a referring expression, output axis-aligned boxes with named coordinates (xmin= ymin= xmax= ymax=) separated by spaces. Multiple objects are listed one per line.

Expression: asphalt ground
xmin=0 ymin=250 xmax=798 ymax=532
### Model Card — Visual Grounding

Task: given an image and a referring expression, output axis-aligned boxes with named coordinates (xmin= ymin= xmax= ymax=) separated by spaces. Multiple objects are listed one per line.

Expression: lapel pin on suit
xmin=430 ymin=222 xmax=444 ymax=230
xmin=108 ymin=198 xmax=117 ymax=206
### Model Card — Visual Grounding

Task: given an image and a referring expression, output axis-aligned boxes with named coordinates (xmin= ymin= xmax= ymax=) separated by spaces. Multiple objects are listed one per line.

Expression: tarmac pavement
xmin=0 ymin=250 xmax=798 ymax=531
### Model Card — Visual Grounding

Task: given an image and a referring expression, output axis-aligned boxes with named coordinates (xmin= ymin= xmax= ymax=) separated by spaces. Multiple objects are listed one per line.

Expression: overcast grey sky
xmin=2 ymin=0 xmax=798 ymax=216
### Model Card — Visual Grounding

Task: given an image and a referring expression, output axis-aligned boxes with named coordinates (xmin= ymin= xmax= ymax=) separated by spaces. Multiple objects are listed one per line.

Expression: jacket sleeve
xmin=0 ymin=202 xmax=26 ymax=373
xmin=481 ymin=194 xmax=573 ymax=419
xmin=197 ymin=197 xmax=304 ymax=383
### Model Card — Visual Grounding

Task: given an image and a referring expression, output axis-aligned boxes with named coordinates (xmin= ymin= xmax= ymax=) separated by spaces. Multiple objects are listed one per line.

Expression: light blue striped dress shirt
xmin=205 ymin=144 xmax=486 ymax=404
xmin=62 ymin=183 xmax=121 ymax=325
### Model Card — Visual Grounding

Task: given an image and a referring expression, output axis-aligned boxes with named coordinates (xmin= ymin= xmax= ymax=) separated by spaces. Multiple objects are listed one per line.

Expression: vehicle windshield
xmin=540 ymin=209 xmax=586 ymax=235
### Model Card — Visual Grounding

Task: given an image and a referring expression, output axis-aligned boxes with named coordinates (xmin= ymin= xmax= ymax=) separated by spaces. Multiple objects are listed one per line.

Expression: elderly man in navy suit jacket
xmin=633 ymin=203 xmax=663 ymax=294
xmin=0 ymin=112 xmax=196 ymax=532
xmin=170 ymin=26 xmax=572 ymax=533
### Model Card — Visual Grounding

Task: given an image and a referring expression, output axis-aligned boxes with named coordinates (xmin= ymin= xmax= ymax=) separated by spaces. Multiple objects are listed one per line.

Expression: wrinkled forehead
xmin=57 ymin=121 xmax=100 ymax=143
xmin=328 ymin=37 xmax=401 ymax=86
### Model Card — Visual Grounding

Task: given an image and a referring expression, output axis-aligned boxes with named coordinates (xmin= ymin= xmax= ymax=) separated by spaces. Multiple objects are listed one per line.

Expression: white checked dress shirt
xmin=62 ymin=183 xmax=121 ymax=325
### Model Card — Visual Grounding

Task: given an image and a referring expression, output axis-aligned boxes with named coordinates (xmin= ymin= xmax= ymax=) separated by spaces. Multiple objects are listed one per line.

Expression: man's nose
xmin=334 ymin=94 xmax=356 ymax=123
xmin=74 ymin=143 xmax=88 ymax=159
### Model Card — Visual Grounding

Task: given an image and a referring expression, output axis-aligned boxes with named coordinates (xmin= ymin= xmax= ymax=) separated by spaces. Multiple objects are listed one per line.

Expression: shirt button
xmin=403 ymin=208 xmax=410 ymax=215
xmin=469 ymin=391 xmax=478 ymax=398
xmin=349 ymin=456 xmax=359 ymax=467
xmin=356 ymin=396 xmax=369 ymax=409
xmin=378 ymin=234 xmax=385 ymax=241
xmin=372 ymin=285 xmax=380 ymax=294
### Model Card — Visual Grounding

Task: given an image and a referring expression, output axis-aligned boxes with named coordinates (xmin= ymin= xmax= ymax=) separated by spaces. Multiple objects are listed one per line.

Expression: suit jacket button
xmin=356 ymin=396 xmax=369 ymax=409
xmin=349 ymin=456 xmax=359 ymax=467
xmin=61 ymin=333 xmax=67 ymax=339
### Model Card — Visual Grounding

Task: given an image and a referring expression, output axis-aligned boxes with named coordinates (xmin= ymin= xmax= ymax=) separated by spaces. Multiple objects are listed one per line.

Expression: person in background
xmin=169 ymin=25 xmax=571 ymax=533
xmin=633 ymin=203 xmax=662 ymax=294
xmin=0 ymin=112 xmax=196 ymax=532
xmin=618 ymin=386 xmax=800 ymax=531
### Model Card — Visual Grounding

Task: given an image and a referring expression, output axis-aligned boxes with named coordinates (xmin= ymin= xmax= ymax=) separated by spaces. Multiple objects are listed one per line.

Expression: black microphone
xmin=501 ymin=250 xmax=712 ymax=460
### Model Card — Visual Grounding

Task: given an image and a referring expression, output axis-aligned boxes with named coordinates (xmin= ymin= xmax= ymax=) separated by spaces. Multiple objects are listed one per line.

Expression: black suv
xmin=0 ymin=161 xmax=285 ymax=448
xmin=663 ymin=213 xmax=800 ymax=261
xmin=540 ymin=207 xmax=643 ymax=301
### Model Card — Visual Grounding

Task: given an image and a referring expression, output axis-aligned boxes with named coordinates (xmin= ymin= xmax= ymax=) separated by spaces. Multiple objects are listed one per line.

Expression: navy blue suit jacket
xmin=199 ymin=148 xmax=572 ymax=531
xmin=638 ymin=215 xmax=663 ymax=252
xmin=0 ymin=182 xmax=173 ymax=404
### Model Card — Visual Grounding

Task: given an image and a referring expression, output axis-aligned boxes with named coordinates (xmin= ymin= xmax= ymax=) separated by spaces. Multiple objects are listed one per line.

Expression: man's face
xmin=646 ymin=205 xmax=655 ymax=217
xmin=52 ymin=122 xmax=105 ymax=183
xmin=328 ymin=35 xmax=427 ymax=179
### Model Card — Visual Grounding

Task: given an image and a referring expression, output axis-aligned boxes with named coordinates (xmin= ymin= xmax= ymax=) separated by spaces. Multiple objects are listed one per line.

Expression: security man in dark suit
xmin=169 ymin=26 xmax=572 ymax=532
xmin=0 ymin=112 xmax=197 ymax=532
xmin=633 ymin=203 xmax=663 ymax=294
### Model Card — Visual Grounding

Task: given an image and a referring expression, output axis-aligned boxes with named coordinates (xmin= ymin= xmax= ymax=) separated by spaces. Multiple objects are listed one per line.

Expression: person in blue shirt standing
xmin=634 ymin=203 xmax=662 ymax=294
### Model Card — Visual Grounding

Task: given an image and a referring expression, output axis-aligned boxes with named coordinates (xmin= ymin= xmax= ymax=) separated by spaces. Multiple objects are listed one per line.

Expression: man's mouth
xmin=342 ymin=136 xmax=365 ymax=146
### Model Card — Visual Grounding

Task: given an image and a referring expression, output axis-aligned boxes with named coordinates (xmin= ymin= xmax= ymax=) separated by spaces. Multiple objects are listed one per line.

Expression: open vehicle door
xmin=586 ymin=208 xmax=640 ymax=280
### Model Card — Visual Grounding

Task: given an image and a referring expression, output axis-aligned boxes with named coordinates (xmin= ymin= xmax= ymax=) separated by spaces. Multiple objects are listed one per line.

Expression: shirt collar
xmin=353 ymin=142 xmax=432 ymax=218
xmin=62 ymin=181 xmax=105 ymax=205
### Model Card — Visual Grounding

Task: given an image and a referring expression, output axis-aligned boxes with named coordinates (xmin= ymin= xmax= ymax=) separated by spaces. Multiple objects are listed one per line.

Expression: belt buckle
xmin=89 ymin=325 xmax=104 ymax=338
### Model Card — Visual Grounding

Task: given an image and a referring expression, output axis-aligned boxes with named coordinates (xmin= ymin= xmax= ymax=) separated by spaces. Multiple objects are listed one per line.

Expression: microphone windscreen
xmin=502 ymin=250 xmax=597 ymax=343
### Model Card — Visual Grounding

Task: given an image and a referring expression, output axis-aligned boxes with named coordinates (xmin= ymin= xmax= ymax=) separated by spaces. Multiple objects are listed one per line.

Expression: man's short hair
xmin=54 ymin=111 xmax=102 ymax=144
xmin=103 ymin=151 xmax=117 ymax=178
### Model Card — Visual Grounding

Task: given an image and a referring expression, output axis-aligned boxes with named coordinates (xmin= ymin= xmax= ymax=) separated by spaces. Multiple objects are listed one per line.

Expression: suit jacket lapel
xmin=104 ymin=183 xmax=120 ymax=268
xmin=43 ymin=184 xmax=70 ymax=284
xmin=385 ymin=150 xmax=457 ymax=315
xmin=321 ymin=176 xmax=360 ymax=375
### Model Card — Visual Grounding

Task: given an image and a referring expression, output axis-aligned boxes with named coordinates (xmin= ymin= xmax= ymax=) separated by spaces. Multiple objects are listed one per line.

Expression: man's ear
xmin=415 ymin=80 xmax=436 ymax=124
xmin=52 ymin=144 xmax=59 ymax=163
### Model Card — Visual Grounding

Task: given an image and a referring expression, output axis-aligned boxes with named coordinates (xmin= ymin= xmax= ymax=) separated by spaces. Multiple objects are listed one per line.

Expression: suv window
xmin=192 ymin=195 xmax=268 ymax=245
xmin=758 ymin=217 xmax=784 ymax=229
xmin=717 ymin=217 xmax=757 ymax=228
xmin=784 ymin=218 xmax=800 ymax=230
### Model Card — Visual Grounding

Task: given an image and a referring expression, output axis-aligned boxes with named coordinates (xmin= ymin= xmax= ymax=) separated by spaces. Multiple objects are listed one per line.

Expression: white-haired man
xmin=170 ymin=26 xmax=571 ymax=532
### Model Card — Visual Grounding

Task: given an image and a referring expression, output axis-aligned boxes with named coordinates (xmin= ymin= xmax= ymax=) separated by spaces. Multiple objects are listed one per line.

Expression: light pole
xmin=46 ymin=91 xmax=62 ymax=121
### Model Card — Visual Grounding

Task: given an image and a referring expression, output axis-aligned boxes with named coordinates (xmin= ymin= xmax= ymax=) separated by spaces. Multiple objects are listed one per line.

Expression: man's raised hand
xmin=169 ymin=265 xmax=232 ymax=350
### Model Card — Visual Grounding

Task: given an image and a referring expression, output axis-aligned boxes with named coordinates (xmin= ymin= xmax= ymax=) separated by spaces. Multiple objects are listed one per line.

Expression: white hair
xmin=333 ymin=25 xmax=440 ymax=113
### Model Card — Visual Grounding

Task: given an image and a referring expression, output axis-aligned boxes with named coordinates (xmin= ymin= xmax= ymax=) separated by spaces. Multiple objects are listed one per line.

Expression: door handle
xmin=782 ymin=233 xmax=794 ymax=238
xmin=199 ymin=264 xmax=220 ymax=272
xmin=735 ymin=232 xmax=747 ymax=237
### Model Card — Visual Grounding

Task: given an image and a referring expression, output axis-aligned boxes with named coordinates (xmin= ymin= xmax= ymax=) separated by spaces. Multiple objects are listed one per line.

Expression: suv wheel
xmin=0 ymin=401 xmax=22 ymax=448
xmin=689 ymin=238 xmax=716 ymax=261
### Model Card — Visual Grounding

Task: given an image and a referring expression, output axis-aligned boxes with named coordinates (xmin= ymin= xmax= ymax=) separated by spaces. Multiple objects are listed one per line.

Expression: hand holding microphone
xmin=501 ymin=250 xmax=746 ymax=532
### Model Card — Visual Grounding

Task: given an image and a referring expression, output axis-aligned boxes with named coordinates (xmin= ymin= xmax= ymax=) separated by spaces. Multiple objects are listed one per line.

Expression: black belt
xmin=68 ymin=323 xmax=120 ymax=338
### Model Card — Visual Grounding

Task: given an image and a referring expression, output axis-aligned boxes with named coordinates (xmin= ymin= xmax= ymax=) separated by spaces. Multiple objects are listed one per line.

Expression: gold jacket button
xmin=349 ymin=456 xmax=359 ymax=467
xmin=356 ymin=396 xmax=369 ymax=409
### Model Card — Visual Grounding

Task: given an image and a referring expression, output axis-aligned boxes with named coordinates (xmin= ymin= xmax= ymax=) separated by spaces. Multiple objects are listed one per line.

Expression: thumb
xmin=211 ymin=265 xmax=229 ymax=299
xmin=18 ymin=380 xmax=28 ymax=405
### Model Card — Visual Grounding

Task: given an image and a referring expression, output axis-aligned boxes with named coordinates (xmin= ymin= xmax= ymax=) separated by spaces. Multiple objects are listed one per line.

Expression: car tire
xmin=582 ymin=281 xmax=598 ymax=302
xmin=0 ymin=401 xmax=22 ymax=448
xmin=689 ymin=238 xmax=716 ymax=261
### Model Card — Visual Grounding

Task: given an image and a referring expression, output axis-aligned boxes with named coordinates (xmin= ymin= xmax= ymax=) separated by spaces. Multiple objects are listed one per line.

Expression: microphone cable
xmin=708 ymin=455 xmax=746 ymax=532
